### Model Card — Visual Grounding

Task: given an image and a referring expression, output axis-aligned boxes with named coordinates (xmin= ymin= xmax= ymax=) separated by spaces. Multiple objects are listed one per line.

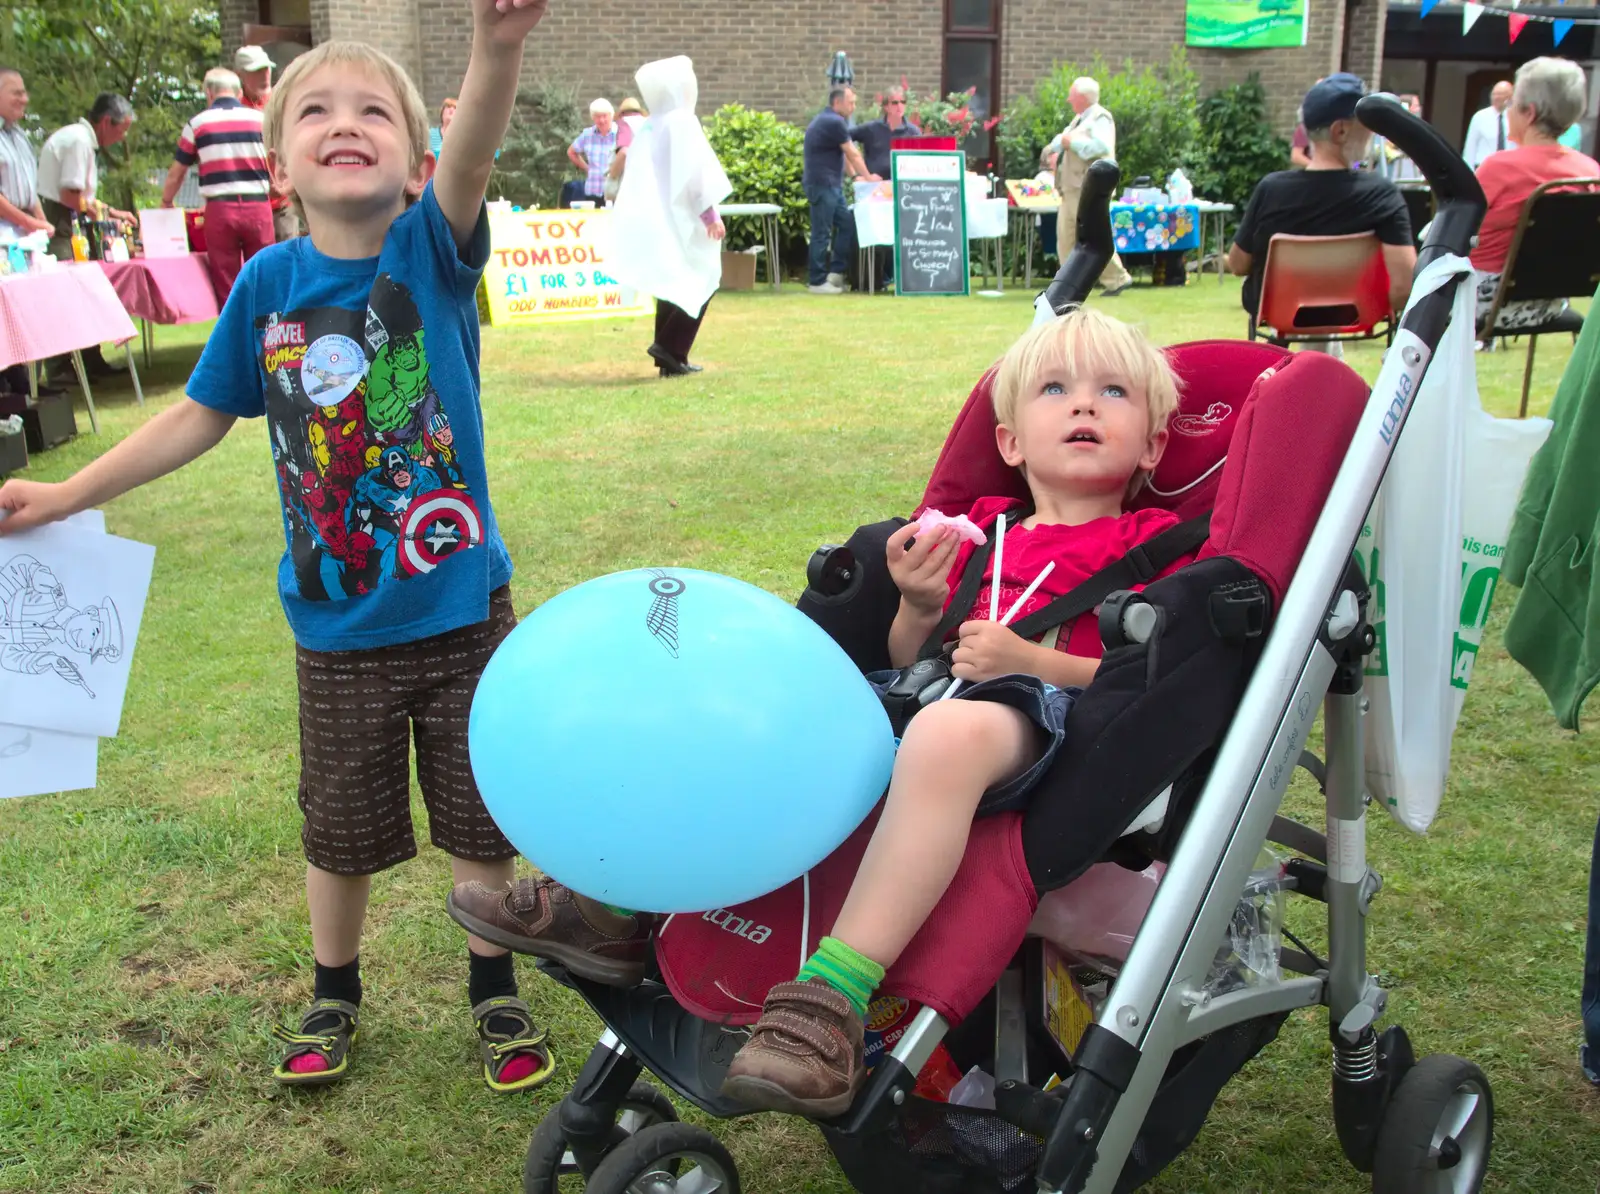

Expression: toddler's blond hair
xmin=262 ymin=41 xmax=430 ymax=222
xmin=990 ymin=308 xmax=1180 ymax=496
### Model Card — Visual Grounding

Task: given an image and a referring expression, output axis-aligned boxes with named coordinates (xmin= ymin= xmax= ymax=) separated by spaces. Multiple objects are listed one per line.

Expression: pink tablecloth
xmin=0 ymin=263 xmax=138 ymax=370
xmin=100 ymin=255 xmax=219 ymax=326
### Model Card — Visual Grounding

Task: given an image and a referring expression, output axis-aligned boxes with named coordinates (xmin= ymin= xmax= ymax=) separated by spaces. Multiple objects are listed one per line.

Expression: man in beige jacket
xmin=1045 ymin=77 xmax=1132 ymax=295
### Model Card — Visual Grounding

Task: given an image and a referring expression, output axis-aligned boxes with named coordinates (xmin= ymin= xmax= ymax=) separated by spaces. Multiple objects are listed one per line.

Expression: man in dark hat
xmin=1227 ymin=74 xmax=1416 ymax=319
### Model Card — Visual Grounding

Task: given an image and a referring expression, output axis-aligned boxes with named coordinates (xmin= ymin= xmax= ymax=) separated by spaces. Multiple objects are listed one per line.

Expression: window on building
xmin=943 ymin=0 xmax=1000 ymax=168
xmin=259 ymin=0 xmax=311 ymax=23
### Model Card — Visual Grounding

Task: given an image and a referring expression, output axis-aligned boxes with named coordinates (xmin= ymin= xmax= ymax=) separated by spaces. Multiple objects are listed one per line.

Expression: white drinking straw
xmin=940 ymin=558 xmax=1056 ymax=702
xmin=988 ymin=512 xmax=1007 ymax=624
xmin=999 ymin=560 xmax=1057 ymax=626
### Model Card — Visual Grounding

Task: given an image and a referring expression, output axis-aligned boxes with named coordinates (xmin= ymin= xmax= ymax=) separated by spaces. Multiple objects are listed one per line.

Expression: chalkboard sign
xmin=892 ymin=151 xmax=969 ymax=297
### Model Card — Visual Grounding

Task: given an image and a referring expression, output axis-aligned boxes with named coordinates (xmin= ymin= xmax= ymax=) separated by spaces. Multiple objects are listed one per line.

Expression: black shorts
xmin=871 ymin=670 xmax=1077 ymax=815
xmin=294 ymin=587 xmax=518 ymax=875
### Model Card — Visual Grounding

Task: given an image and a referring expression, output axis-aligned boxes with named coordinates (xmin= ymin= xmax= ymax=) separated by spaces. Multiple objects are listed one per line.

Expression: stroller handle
xmin=1041 ymin=158 xmax=1122 ymax=316
xmin=1355 ymin=94 xmax=1486 ymax=270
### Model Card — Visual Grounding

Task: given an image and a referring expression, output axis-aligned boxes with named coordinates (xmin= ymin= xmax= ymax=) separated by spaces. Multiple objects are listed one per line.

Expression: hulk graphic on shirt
xmin=366 ymin=327 xmax=430 ymax=435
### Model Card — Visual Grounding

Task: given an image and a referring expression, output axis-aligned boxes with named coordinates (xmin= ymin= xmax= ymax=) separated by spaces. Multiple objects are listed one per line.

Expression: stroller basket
xmin=823 ymin=1011 xmax=1288 ymax=1194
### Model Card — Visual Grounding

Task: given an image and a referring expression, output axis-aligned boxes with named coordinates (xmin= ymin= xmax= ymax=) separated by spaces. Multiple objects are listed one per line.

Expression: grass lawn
xmin=2 ymin=274 xmax=1597 ymax=1194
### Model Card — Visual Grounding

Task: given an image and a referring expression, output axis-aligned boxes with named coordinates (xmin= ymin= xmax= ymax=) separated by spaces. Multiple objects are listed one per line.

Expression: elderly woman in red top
xmin=1472 ymin=56 xmax=1600 ymax=330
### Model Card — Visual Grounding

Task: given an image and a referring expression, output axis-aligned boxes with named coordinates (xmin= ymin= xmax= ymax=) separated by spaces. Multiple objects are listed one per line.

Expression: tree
xmin=0 ymin=0 xmax=220 ymax=210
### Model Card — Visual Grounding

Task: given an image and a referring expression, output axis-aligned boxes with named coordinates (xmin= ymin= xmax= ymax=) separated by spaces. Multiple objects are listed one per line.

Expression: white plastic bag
xmin=1358 ymin=256 xmax=1552 ymax=832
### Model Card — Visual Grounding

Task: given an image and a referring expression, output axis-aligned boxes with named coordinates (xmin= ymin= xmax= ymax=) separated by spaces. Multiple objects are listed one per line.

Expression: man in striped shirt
xmin=0 ymin=68 xmax=48 ymax=240
xmin=161 ymin=68 xmax=272 ymax=302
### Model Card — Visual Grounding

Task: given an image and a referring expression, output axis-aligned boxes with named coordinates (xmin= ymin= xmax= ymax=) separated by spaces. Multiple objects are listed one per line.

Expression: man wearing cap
xmin=234 ymin=45 xmax=274 ymax=110
xmin=235 ymin=45 xmax=299 ymax=239
xmin=1228 ymin=74 xmax=1415 ymax=321
xmin=159 ymin=67 xmax=272 ymax=303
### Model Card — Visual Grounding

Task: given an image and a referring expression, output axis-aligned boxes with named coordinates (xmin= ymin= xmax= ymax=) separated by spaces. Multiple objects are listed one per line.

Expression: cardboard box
xmin=720 ymin=249 xmax=758 ymax=291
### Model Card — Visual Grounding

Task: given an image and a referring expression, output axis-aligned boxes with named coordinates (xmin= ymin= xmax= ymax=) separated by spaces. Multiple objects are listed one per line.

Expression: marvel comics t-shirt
xmin=187 ymin=183 xmax=513 ymax=651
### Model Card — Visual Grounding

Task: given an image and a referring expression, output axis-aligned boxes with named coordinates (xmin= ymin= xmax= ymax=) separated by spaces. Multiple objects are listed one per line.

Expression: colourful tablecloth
xmin=1111 ymin=203 xmax=1200 ymax=255
xmin=0 ymin=263 xmax=137 ymax=370
xmin=100 ymin=255 xmax=219 ymax=325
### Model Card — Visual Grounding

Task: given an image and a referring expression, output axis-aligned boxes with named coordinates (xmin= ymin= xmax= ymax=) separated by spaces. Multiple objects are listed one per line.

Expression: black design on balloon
xmin=646 ymin=570 xmax=684 ymax=658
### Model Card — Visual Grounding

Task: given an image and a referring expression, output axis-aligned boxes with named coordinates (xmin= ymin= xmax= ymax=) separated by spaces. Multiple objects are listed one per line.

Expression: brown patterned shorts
xmin=294 ymin=586 xmax=519 ymax=875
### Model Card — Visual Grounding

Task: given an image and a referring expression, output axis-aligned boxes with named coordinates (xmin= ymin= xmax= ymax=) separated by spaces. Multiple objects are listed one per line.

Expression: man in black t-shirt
xmin=803 ymin=87 xmax=877 ymax=294
xmin=1229 ymin=74 xmax=1415 ymax=318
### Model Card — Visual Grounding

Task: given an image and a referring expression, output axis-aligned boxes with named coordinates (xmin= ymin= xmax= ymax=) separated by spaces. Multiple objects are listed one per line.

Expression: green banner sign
xmin=1186 ymin=0 xmax=1308 ymax=48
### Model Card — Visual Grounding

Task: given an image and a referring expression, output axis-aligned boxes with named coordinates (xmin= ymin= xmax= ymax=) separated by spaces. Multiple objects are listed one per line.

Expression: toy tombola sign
xmin=1186 ymin=0 xmax=1308 ymax=48
xmin=481 ymin=208 xmax=653 ymax=326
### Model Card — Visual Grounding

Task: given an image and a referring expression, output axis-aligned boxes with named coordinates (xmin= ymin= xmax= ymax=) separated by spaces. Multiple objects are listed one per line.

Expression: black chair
xmin=1477 ymin=177 xmax=1600 ymax=416
xmin=1398 ymin=184 xmax=1434 ymax=245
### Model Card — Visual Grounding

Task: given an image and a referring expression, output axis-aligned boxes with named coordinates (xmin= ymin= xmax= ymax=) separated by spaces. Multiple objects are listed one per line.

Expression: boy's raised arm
xmin=433 ymin=0 xmax=548 ymax=246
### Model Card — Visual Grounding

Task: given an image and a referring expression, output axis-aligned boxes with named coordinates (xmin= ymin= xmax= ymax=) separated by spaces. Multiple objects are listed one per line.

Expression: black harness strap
xmin=916 ymin=510 xmax=1213 ymax=660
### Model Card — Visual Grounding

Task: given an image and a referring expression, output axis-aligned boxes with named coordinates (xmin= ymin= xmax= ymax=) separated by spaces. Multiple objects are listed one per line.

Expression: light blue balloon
xmin=469 ymin=568 xmax=896 ymax=913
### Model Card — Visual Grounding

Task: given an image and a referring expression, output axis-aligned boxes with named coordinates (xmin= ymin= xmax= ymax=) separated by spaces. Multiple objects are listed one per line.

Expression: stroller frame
xmin=527 ymin=98 xmax=1493 ymax=1194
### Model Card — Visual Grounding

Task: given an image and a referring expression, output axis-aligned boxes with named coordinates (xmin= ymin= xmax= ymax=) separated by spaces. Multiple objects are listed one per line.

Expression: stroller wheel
xmin=1371 ymin=1054 xmax=1493 ymax=1194
xmin=524 ymin=1083 xmax=680 ymax=1193
xmin=585 ymin=1121 xmax=741 ymax=1194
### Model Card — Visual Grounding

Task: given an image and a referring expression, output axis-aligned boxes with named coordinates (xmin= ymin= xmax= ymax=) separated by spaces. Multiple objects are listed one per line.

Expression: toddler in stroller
xmin=721 ymin=307 xmax=1193 ymax=1119
xmin=456 ymin=96 xmax=1498 ymax=1194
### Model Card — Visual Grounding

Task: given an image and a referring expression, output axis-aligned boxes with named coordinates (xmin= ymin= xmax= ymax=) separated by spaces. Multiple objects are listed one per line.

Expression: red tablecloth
xmin=0 ymin=263 xmax=137 ymax=370
xmin=100 ymin=255 xmax=219 ymax=325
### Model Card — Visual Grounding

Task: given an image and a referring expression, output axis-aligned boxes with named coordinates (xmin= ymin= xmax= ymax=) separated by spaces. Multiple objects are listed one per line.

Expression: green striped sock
xmin=796 ymin=936 xmax=885 ymax=1019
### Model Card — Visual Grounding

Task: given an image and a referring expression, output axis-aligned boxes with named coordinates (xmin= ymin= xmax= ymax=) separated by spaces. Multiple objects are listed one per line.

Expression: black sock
xmin=468 ymin=948 xmax=523 ymax=1037
xmin=307 ymin=956 xmax=361 ymax=1033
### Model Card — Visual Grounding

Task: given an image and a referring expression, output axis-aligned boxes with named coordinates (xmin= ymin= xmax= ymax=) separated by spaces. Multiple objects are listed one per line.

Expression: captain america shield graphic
xmin=400 ymin=490 xmax=484 ymax=575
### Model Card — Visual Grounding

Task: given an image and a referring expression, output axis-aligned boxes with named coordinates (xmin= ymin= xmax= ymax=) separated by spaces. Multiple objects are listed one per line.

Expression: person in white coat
xmin=1464 ymin=80 xmax=1516 ymax=170
xmin=612 ymin=57 xmax=730 ymax=377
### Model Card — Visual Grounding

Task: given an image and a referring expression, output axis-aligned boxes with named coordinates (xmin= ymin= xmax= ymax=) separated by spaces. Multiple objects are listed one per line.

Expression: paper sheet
xmin=0 ymin=723 xmax=97 ymax=799
xmin=0 ymin=521 xmax=154 ymax=737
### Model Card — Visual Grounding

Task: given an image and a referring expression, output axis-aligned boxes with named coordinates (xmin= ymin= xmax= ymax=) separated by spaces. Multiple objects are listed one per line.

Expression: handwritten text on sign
xmin=482 ymin=209 xmax=653 ymax=326
xmin=892 ymin=152 xmax=969 ymax=297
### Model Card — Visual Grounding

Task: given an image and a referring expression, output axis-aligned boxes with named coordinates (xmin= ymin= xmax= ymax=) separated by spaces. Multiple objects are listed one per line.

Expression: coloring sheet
xmin=0 ymin=521 xmax=154 ymax=738
xmin=0 ymin=723 xmax=97 ymax=799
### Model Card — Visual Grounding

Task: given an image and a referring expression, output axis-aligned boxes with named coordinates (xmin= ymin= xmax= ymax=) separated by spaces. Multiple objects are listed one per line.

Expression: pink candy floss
xmin=915 ymin=508 xmax=988 ymax=546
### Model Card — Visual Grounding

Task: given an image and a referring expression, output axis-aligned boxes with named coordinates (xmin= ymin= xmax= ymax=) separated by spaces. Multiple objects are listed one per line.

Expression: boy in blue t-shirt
xmin=0 ymin=0 xmax=560 ymax=1093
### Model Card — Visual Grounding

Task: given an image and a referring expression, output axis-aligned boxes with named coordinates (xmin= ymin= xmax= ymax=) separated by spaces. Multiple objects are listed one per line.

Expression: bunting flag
xmin=1422 ymin=0 xmax=1600 ymax=36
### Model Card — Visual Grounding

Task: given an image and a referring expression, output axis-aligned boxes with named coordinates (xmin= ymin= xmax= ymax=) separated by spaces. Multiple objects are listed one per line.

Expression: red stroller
xmin=522 ymin=98 xmax=1495 ymax=1194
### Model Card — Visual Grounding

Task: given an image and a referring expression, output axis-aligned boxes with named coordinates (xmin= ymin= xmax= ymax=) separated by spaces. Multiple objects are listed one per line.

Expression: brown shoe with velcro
xmin=447 ymin=876 xmax=653 ymax=987
xmin=721 ymin=978 xmax=866 ymax=1118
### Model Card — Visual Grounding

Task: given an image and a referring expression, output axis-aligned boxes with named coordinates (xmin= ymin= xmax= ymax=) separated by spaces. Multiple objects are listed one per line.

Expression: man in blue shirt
xmin=803 ymin=87 xmax=877 ymax=295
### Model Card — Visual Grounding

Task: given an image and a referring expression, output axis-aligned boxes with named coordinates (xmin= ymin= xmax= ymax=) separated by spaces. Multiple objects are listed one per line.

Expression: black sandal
xmin=272 ymin=998 xmax=359 ymax=1087
xmin=474 ymin=996 xmax=555 ymax=1093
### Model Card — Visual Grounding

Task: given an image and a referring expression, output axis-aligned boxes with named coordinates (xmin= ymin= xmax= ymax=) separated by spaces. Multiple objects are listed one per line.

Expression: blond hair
xmin=991 ymin=308 xmax=1180 ymax=492
xmin=262 ymin=41 xmax=429 ymax=221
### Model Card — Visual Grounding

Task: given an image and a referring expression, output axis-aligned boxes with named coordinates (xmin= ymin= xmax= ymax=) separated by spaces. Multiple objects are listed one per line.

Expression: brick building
xmin=226 ymin=2 xmax=1600 ymax=167
xmin=224 ymin=0 xmax=1390 ymax=164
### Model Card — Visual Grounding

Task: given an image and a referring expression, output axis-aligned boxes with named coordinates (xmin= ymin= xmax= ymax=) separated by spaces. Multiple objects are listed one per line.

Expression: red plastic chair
xmin=1249 ymin=232 xmax=1394 ymax=348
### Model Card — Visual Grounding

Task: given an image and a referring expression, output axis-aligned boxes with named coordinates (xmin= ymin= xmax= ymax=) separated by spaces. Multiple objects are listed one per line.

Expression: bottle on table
xmin=69 ymin=216 xmax=89 ymax=263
